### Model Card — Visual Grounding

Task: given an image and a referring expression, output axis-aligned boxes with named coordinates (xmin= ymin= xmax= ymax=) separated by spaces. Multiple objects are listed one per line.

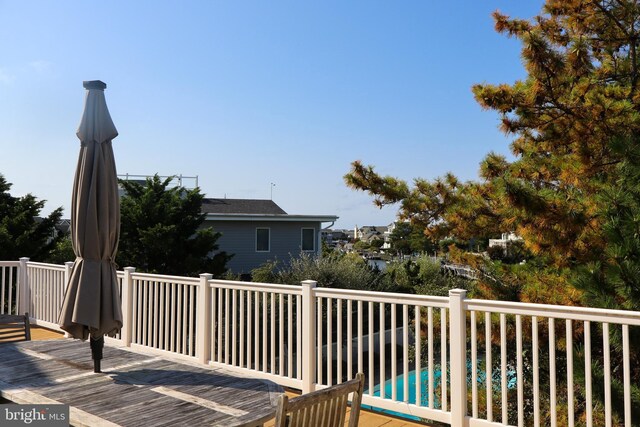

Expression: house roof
xmin=202 ymin=198 xmax=337 ymax=223
xmin=202 ymin=198 xmax=287 ymax=215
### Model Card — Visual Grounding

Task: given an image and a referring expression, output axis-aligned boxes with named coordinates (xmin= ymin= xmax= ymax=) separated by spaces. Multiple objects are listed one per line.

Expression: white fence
xmin=2 ymin=259 xmax=638 ymax=427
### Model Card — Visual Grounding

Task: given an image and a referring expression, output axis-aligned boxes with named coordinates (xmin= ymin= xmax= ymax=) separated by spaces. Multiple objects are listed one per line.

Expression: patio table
xmin=0 ymin=339 xmax=282 ymax=426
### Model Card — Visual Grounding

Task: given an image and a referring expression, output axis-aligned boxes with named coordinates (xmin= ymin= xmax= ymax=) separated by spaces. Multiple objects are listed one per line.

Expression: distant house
xmin=202 ymin=198 xmax=338 ymax=274
xmin=354 ymin=225 xmax=389 ymax=243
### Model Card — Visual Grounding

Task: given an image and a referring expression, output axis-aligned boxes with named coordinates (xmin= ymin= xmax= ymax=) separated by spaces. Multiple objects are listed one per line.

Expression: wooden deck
xmin=7 ymin=327 xmax=435 ymax=427
xmin=0 ymin=339 xmax=281 ymax=426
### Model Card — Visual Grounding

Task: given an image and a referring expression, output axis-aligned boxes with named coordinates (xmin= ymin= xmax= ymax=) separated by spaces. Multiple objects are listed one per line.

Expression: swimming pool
xmin=362 ymin=369 xmax=442 ymax=420
xmin=362 ymin=365 xmax=516 ymax=421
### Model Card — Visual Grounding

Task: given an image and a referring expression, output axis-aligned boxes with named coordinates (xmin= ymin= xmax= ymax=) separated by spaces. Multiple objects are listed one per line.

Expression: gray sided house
xmin=202 ymin=198 xmax=338 ymax=274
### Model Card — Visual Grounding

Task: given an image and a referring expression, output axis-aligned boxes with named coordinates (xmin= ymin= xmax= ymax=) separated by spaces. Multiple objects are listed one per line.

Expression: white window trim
xmin=256 ymin=227 xmax=271 ymax=252
xmin=301 ymin=227 xmax=316 ymax=252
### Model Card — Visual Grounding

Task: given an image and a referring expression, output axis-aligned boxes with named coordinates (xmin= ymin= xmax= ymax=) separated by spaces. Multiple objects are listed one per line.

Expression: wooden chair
xmin=274 ymin=373 xmax=365 ymax=427
xmin=0 ymin=313 xmax=31 ymax=343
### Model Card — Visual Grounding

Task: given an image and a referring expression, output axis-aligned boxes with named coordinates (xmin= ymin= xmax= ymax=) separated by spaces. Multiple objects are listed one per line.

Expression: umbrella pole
xmin=90 ymin=335 xmax=104 ymax=373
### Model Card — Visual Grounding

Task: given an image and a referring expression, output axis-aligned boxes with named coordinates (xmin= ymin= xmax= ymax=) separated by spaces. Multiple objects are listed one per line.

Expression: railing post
xmin=301 ymin=280 xmax=317 ymax=394
xmin=63 ymin=261 xmax=74 ymax=287
xmin=197 ymin=273 xmax=213 ymax=365
xmin=18 ymin=257 xmax=30 ymax=315
xmin=121 ymin=267 xmax=136 ymax=347
xmin=449 ymin=289 xmax=467 ymax=427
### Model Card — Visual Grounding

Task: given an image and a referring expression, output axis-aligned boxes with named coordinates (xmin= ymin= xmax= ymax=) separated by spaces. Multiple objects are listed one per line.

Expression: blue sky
xmin=0 ymin=1 xmax=543 ymax=229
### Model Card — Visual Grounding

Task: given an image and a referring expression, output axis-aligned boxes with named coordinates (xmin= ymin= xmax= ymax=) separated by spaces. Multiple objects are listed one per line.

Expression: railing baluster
xmin=368 ymin=301 xmax=374 ymax=394
xmin=271 ymin=292 xmax=276 ymax=374
xmin=247 ymin=290 xmax=253 ymax=370
xmin=485 ymin=312 xmax=492 ymax=422
xmin=585 ymin=320 xmax=592 ymax=427
xmin=327 ymin=297 xmax=332 ymax=386
xmin=391 ymin=303 xmax=397 ymax=402
xmin=566 ymin=319 xmax=574 ymax=427
xmin=296 ymin=294 xmax=301 ymax=380
xmin=132 ymin=280 xmax=139 ymax=344
xmin=415 ymin=305 xmax=421 ymax=407
xmin=347 ymin=299 xmax=352 ymax=381
xmin=218 ymin=288 xmax=223 ymax=363
xmin=158 ymin=282 xmax=168 ymax=350
xmin=1 ymin=267 xmax=5 ymax=314
xmin=318 ymin=296 xmax=323 ymax=384
xmin=225 ymin=288 xmax=230 ymax=364
xmin=279 ymin=293 xmax=284 ymax=376
xmin=170 ymin=282 xmax=176 ymax=352
xmin=516 ymin=314 xmax=523 ymax=427
xmin=379 ymin=302 xmax=385 ymax=398
xmin=176 ymin=282 xmax=181 ymax=351
xmin=8 ymin=267 xmax=13 ymax=315
xmin=142 ymin=280 xmax=148 ymax=347
xmin=403 ymin=304 xmax=409 ymax=403
xmin=262 ymin=291 xmax=267 ymax=373
xmin=211 ymin=286 xmax=217 ymax=360
xmin=287 ymin=294 xmax=293 ymax=378
xmin=153 ymin=281 xmax=158 ymax=348
xmin=603 ymin=322 xmax=611 ymax=427
xmin=441 ymin=307 xmax=447 ymax=412
xmin=428 ymin=306 xmax=433 ymax=409
xmin=622 ymin=324 xmax=631 ymax=427
xmin=254 ymin=291 xmax=259 ymax=370
xmin=232 ymin=289 xmax=238 ymax=366
xmin=189 ymin=285 xmax=195 ymax=356
xmin=471 ymin=310 xmax=477 ymax=417
xmin=337 ymin=299 xmax=343 ymax=384
xmin=501 ymin=313 xmax=507 ymax=424
xmin=240 ymin=290 xmax=245 ymax=368
xmin=357 ymin=300 xmax=363 ymax=379
xmin=532 ymin=316 xmax=539 ymax=427
xmin=549 ymin=317 xmax=556 ymax=427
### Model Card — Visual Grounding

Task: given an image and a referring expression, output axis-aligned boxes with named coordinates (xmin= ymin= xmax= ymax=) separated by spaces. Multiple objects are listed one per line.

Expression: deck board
xmin=0 ymin=339 xmax=282 ymax=426
xmin=14 ymin=328 xmax=436 ymax=426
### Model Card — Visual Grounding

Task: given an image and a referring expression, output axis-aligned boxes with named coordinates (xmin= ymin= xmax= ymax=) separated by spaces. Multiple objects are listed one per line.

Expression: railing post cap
xmin=124 ymin=266 xmax=136 ymax=272
xmin=301 ymin=280 xmax=317 ymax=287
xmin=19 ymin=257 xmax=30 ymax=262
xmin=449 ymin=288 xmax=467 ymax=297
xmin=199 ymin=273 xmax=213 ymax=279
xmin=65 ymin=261 xmax=75 ymax=267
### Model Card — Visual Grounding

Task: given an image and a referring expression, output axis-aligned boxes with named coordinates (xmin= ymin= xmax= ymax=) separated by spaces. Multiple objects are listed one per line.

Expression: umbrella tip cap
xmin=83 ymin=80 xmax=107 ymax=90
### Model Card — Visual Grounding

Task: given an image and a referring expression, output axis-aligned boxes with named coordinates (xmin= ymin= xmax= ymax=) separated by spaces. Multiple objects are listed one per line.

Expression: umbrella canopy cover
xmin=58 ymin=80 xmax=122 ymax=340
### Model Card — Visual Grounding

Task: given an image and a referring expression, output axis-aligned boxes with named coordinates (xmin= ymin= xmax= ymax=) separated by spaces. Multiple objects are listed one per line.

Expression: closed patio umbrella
xmin=58 ymin=80 xmax=122 ymax=373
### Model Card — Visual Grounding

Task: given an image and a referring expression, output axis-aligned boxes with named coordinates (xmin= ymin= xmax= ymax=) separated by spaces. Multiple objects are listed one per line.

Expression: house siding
xmin=205 ymin=220 xmax=321 ymax=274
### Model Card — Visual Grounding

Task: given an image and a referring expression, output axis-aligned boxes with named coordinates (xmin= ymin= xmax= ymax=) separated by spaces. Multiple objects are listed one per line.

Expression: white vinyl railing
xmin=8 ymin=259 xmax=639 ymax=427
xmin=0 ymin=260 xmax=20 ymax=315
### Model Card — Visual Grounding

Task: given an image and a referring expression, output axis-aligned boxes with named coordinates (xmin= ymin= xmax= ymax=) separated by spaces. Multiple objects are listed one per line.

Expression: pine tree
xmin=345 ymin=0 xmax=640 ymax=301
xmin=118 ymin=175 xmax=231 ymax=277
xmin=0 ymin=174 xmax=63 ymax=261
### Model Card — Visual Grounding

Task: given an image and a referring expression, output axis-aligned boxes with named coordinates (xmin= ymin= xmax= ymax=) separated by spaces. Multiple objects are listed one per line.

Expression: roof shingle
xmin=201 ymin=198 xmax=287 ymax=215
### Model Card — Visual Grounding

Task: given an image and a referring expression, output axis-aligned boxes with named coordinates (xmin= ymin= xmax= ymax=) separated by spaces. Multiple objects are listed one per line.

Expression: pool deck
xmin=6 ymin=327 xmax=435 ymax=427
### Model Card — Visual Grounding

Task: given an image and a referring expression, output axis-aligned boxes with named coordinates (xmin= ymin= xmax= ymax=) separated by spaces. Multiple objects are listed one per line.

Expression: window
xmin=256 ymin=228 xmax=270 ymax=252
xmin=301 ymin=228 xmax=315 ymax=251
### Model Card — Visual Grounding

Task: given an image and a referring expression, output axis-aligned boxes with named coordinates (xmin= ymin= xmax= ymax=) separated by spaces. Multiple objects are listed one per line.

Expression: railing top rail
xmin=208 ymin=279 xmax=302 ymax=295
xmin=26 ymin=261 xmax=66 ymax=271
xmin=466 ymin=298 xmax=640 ymax=326
xmin=314 ymin=287 xmax=450 ymax=308
xmin=0 ymin=261 xmax=20 ymax=267
xmin=130 ymin=271 xmax=200 ymax=285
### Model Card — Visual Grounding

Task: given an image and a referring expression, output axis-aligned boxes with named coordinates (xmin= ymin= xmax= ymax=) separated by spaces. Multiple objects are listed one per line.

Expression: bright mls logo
xmin=2 ymin=405 xmax=69 ymax=426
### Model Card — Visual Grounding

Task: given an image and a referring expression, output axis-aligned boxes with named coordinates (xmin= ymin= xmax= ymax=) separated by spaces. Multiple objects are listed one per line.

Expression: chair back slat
xmin=275 ymin=372 xmax=365 ymax=427
xmin=0 ymin=313 xmax=31 ymax=343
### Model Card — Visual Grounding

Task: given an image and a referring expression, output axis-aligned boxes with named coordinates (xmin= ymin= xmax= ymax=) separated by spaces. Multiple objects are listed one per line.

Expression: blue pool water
xmin=362 ymin=366 xmax=516 ymax=421
xmin=362 ymin=369 xmax=441 ymax=421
